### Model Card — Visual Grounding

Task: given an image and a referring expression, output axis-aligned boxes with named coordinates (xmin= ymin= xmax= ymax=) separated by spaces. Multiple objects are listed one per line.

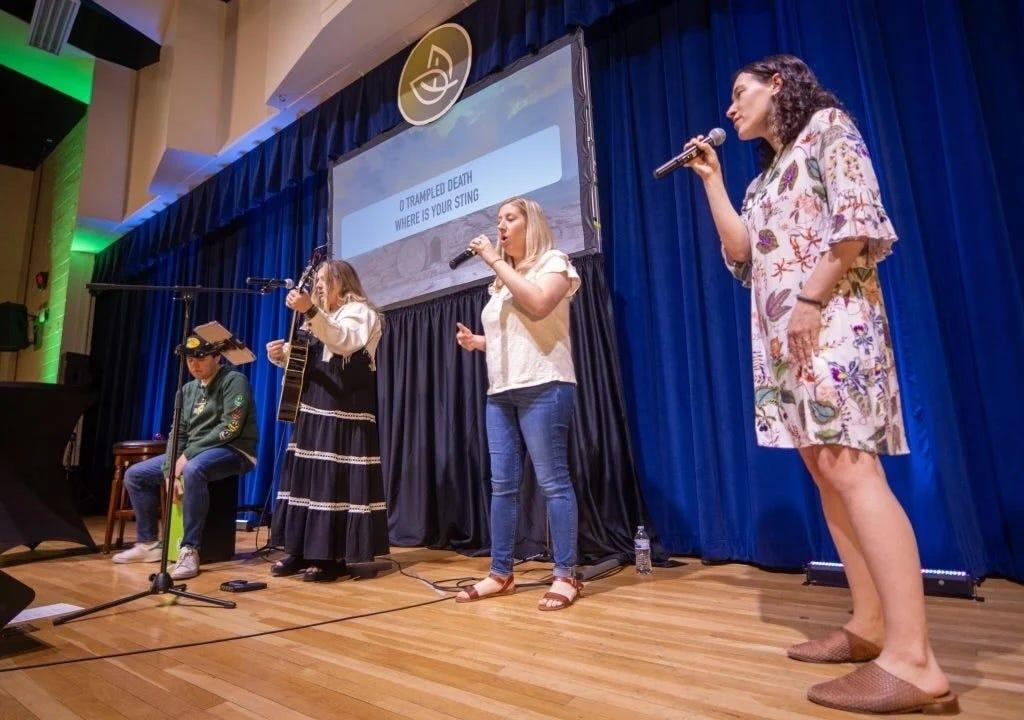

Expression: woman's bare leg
xmin=801 ymin=445 xmax=947 ymax=696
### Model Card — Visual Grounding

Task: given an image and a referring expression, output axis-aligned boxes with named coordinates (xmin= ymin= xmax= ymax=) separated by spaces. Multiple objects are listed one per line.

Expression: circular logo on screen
xmin=398 ymin=24 xmax=472 ymax=126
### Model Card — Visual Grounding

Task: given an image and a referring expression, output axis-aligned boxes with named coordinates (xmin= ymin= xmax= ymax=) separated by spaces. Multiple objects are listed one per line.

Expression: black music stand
xmin=55 ymin=283 xmax=268 ymax=624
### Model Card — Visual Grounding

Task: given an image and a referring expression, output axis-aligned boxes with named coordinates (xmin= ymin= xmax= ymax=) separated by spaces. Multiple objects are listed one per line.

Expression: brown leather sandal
xmin=788 ymin=627 xmax=882 ymax=663
xmin=537 ymin=576 xmax=583 ymax=611
xmin=455 ymin=573 xmax=515 ymax=603
xmin=808 ymin=661 xmax=960 ymax=715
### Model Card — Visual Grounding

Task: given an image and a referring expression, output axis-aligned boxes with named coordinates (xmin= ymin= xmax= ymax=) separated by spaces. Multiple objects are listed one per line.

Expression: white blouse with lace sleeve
xmin=267 ymin=302 xmax=381 ymax=369
xmin=305 ymin=300 xmax=382 ymax=368
xmin=480 ymin=249 xmax=580 ymax=395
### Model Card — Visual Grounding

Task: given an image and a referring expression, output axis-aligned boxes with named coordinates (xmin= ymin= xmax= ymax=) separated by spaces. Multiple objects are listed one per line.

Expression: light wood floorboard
xmin=1 ymin=519 xmax=1020 ymax=719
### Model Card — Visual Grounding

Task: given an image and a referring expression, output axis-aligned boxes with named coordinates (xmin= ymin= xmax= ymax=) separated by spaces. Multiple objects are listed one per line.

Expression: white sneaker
xmin=170 ymin=546 xmax=200 ymax=580
xmin=112 ymin=541 xmax=161 ymax=564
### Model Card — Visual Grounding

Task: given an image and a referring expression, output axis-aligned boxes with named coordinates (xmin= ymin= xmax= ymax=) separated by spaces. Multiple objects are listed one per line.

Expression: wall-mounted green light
xmin=0 ymin=11 xmax=93 ymax=104
xmin=72 ymin=227 xmax=117 ymax=254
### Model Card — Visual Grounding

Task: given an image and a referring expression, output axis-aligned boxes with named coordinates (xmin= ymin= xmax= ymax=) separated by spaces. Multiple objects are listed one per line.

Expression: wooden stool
xmin=103 ymin=440 xmax=167 ymax=553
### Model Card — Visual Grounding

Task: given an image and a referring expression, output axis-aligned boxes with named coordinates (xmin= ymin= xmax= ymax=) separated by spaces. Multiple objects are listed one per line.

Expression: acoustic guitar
xmin=277 ymin=244 xmax=328 ymax=423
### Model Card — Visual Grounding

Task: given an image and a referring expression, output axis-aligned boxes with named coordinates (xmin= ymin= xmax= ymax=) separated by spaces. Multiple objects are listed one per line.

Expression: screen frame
xmin=328 ymin=30 xmax=601 ymax=310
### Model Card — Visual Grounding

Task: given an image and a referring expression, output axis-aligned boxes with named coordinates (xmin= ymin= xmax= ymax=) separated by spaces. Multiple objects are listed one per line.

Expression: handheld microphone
xmin=246 ymin=277 xmax=295 ymax=289
xmin=653 ymin=128 xmax=727 ymax=179
xmin=448 ymin=248 xmax=477 ymax=269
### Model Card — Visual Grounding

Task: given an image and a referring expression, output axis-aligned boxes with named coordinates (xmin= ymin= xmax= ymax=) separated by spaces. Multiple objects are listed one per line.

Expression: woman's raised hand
xmin=266 ymin=339 xmax=287 ymax=363
xmin=285 ymin=288 xmax=313 ymax=313
xmin=468 ymin=235 xmax=501 ymax=267
xmin=682 ymin=135 xmax=722 ymax=182
xmin=455 ymin=322 xmax=485 ymax=352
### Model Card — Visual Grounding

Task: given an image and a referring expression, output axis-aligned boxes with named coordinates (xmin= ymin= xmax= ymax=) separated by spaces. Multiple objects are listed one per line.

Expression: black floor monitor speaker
xmin=59 ymin=351 xmax=93 ymax=386
xmin=0 ymin=303 xmax=30 ymax=352
xmin=0 ymin=570 xmax=35 ymax=629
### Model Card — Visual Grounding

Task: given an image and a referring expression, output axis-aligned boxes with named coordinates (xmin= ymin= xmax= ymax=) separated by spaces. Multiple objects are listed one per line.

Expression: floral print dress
xmin=727 ymin=107 xmax=907 ymax=455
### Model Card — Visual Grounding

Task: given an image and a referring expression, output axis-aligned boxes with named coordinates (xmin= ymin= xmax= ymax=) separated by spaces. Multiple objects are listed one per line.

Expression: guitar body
xmin=277 ymin=340 xmax=309 ymax=423
xmin=275 ymin=245 xmax=329 ymax=424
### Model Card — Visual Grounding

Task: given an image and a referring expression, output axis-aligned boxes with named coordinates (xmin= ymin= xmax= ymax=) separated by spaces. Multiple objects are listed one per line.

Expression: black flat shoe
xmin=302 ymin=560 xmax=347 ymax=583
xmin=271 ymin=554 xmax=307 ymax=577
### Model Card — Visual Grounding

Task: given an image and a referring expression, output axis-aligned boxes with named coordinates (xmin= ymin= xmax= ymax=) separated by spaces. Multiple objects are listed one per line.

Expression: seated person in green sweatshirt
xmin=112 ymin=333 xmax=258 ymax=580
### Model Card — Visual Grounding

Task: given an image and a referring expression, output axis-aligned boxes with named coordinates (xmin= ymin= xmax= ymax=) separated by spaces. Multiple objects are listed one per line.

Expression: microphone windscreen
xmin=707 ymin=127 xmax=727 ymax=147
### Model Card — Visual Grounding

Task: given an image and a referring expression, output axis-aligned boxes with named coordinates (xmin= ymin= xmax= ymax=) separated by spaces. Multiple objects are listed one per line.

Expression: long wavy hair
xmin=315 ymin=259 xmax=383 ymax=327
xmin=491 ymin=197 xmax=555 ymax=292
xmin=734 ymin=54 xmax=849 ymax=170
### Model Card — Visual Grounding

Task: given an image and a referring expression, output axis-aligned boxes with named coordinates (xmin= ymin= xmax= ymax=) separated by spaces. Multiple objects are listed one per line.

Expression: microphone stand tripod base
xmin=348 ymin=560 xmax=394 ymax=580
xmin=575 ymin=555 xmax=626 ymax=582
xmin=53 ymin=573 xmax=236 ymax=624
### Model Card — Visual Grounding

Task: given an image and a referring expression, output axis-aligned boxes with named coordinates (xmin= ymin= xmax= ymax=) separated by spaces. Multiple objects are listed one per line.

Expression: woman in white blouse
xmin=454 ymin=197 xmax=584 ymax=611
xmin=265 ymin=260 xmax=389 ymax=582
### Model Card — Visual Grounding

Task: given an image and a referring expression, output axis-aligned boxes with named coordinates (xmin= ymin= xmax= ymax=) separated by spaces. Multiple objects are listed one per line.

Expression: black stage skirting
xmin=0 ymin=382 xmax=96 ymax=554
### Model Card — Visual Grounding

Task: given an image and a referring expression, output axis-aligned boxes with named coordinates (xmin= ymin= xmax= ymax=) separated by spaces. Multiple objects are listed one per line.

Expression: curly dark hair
xmin=734 ymin=54 xmax=850 ymax=170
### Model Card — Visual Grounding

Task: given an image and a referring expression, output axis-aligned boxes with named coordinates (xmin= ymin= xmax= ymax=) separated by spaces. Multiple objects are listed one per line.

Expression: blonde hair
xmin=315 ymin=259 xmax=384 ymax=326
xmin=490 ymin=197 xmax=556 ymax=293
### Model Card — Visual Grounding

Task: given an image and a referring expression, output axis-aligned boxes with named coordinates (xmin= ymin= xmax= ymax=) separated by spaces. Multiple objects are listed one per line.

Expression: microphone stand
xmin=252 ymin=281 xmax=283 ymax=294
xmin=55 ymin=282 xmax=270 ymax=624
xmin=521 ymin=513 xmax=554 ymax=565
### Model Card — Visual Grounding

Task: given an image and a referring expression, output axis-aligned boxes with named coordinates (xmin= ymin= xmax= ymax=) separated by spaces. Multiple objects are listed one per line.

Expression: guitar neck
xmin=287 ymin=306 xmax=304 ymax=344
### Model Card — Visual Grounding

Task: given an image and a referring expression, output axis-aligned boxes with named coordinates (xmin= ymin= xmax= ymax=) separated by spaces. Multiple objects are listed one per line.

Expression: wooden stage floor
xmin=1 ymin=519 xmax=1021 ymax=719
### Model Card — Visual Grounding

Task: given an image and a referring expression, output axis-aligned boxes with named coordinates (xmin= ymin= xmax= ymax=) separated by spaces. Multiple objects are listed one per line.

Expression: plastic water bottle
xmin=634 ymin=525 xmax=652 ymax=575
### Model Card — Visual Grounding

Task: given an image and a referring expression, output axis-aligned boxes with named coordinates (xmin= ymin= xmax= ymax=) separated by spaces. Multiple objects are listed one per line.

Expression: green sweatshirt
xmin=163 ymin=366 xmax=258 ymax=474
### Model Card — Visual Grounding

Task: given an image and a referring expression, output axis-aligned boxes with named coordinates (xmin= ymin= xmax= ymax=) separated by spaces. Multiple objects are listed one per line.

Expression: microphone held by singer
xmin=653 ymin=128 xmax=727 ymax=179
xmin=449 ymin=247 xmax=477 ymax=269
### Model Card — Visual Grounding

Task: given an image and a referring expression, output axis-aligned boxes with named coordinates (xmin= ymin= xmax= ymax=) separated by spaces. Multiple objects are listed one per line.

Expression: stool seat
xmin=104 ymin=439 xmax=167 ymax=553
xmin=113 ymin=440 xmax=168 ymax=453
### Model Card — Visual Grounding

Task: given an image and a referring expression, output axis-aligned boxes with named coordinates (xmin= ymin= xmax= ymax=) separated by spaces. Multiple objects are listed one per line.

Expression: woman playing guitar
xmin=265 ymin=258 xmax=388 ymax=582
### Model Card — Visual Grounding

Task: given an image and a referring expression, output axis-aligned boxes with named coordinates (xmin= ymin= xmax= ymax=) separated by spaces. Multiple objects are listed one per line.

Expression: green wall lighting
xmin=72 ymin=227 xmax=118 ymax=254
xmin=39 ymin=118 xmax=88 ymax=383
xmin=0 ymin=11 xmax=93 ymax=104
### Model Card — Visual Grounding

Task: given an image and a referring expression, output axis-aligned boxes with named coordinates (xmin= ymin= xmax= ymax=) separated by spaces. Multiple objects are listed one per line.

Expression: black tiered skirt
xmin=271 ymin=343 xmax=389 ymax=562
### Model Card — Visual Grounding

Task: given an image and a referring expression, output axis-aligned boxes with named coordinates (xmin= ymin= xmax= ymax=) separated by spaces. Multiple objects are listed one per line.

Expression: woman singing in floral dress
xmin=684 ymin=54 xmax=957 ymax=715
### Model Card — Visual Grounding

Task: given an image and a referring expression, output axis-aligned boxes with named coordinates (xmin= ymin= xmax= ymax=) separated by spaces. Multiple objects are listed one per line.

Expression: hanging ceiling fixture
xmin=28 ymin=0 xmax=81 ymax=56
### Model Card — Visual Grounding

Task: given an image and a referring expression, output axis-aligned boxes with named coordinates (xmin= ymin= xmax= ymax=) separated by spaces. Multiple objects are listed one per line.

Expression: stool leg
xmin=117 ymin=461 xmax=130 ymax=548
xmin=103 ymin=458 xmax=123 ymax=553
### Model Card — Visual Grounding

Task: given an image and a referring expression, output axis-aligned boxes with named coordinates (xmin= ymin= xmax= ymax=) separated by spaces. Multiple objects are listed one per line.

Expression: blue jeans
xmin=485 ymin=381 xmax=578 ymax=578
xmin=123 ymin=447 xmax=251 ymax=550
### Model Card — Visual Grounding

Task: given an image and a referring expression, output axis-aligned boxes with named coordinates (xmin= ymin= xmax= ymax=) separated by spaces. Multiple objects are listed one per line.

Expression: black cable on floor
xmin=1 ymin=557 xmax=618 ymax=673
xmin=0 ymin=593 xmax=451 ymax=674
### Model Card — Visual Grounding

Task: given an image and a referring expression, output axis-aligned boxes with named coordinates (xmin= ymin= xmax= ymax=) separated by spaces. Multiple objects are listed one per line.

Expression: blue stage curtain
xmin=588 ymin=0 xmax=1024 ymax=579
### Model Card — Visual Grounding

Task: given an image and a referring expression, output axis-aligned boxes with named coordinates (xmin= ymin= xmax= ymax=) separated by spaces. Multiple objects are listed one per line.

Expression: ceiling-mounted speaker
xmin=28 ymin=0 xmax=81 ymax=56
